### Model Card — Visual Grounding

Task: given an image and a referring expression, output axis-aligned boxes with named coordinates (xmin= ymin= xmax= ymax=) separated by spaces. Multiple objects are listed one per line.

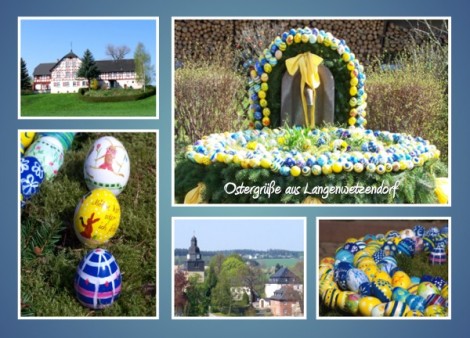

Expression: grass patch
xmin=256 ymin=258 xmax=302 ymax=269
xmin=21 ymin=93 xmax=156 ymax=117
xmin=21 ymin=132 xmax=157 ymax=317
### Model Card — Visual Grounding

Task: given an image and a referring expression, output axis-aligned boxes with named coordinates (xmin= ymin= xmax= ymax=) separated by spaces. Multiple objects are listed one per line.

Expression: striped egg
xmin=74 ymin=248 xmax=122 ymax=309
xmin=384 ymin=301 xmax=410 ymax=317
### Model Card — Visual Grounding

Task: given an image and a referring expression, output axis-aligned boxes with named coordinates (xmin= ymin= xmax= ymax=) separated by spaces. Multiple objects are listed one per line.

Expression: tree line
xmin=174 ymin=253 xmax=304 ymax=317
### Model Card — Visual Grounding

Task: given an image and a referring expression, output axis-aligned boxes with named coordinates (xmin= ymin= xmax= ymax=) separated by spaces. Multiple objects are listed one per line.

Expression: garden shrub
xmin=174 ymin=50 xmax=249 ymax=145
xmin=366 ymin=42 xmax=448 ymax=162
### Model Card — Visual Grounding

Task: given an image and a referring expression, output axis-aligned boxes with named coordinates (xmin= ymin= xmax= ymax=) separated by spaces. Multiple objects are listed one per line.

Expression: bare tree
xmin=105 ymin=44 xmax=131 ymax=60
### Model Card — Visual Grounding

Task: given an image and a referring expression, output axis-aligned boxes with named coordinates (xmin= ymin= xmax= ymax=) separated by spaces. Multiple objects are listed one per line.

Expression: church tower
xmin=185 ymin=235 xmax=205 ymax=282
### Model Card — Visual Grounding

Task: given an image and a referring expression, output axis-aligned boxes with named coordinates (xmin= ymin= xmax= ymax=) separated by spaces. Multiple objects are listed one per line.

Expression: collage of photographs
xmin=18 ymin=17 xmax=450 ymax=322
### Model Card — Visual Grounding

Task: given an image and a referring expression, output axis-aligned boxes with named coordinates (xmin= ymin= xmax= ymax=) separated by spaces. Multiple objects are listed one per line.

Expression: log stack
xmin=174 ymin=19 xmax=447 ymax=65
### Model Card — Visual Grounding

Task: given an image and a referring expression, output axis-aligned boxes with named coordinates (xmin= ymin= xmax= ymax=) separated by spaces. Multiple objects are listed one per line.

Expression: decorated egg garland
xmin=185 ymin=127 xmax=440 ymax=177
xmin=320 ymin=224 xmax=449 ymax=317
xmin=247 ymin=27 xmax=368 ymax=129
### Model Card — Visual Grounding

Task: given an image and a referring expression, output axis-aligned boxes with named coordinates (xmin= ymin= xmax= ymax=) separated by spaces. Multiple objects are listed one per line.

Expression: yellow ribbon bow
xmin=285 ymin=52 xmax=323 ymax=128
xmin=184 ymin=182 xmax=207 ymax=204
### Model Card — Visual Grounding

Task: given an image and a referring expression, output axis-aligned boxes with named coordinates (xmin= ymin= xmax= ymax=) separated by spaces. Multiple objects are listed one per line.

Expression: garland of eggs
xmin=319 ymin=224 xmax=449 ymax=317
xmin=20 ymin=132 xmax=75 ymax=207
xmin=185 ymin=127 xmax=440 ymax=177
xmin=247 ymin=27 xmax=367 ymax=129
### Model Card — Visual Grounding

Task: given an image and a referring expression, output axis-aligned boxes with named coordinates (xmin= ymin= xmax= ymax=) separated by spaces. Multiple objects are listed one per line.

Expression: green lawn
xmin=21 ymin=132 xmax=157 ymax=317
xmin=256 ymin=258 xmax=302 ymax=269
xmin=21 ymin=93 xmax=157 ymax=117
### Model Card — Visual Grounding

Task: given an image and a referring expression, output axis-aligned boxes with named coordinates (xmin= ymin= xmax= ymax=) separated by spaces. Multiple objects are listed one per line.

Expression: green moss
xmin=21 ymin=132 xmax=156 ymax=317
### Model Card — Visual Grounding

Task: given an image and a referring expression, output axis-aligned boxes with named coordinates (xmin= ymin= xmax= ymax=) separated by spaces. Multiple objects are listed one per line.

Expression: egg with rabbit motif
xmin=84 ymin=136 xmax=130 ymax=196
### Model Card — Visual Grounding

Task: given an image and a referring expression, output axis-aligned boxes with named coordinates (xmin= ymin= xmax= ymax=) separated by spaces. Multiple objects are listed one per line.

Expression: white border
xmin=315 ymin=216 xmax=452 ymax=320
xmin=18 ymin=129 xmax=160 ymax=320
xmin=18 ymin=17 xmax=160 ymax=120
xmin=171 ymin=16 xmax=451 ymax=207
xmin=171 ymin=216 xmax=307 ymax=320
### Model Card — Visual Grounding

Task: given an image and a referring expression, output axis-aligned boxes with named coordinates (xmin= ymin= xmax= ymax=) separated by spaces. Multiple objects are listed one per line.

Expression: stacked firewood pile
xmin=174 ymin=19 xmax=448 ymax=65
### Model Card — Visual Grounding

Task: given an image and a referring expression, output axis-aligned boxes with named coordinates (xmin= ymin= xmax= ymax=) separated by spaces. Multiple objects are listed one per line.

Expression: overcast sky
xmin=20 ymin=18 xmax=157 ymax=78
xmin=174 ymin=218 xmax=305 ymax=251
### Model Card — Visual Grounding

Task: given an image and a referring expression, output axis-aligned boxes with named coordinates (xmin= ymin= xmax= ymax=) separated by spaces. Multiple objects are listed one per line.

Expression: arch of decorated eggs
xmin=319 ymin=225 xmax=449 ymax=317
xmin=247 ymin=27 xmax=367 ymax=129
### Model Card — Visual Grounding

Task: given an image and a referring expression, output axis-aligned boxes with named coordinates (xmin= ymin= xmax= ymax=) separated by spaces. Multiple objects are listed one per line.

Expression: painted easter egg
xmin=344 ymin=293 xmax=361 ymax=315
xmin=405 ymin=294 xmax=426 ymax=312
xmin=358 ymin=296 xmax=382 ymax=316
xmin=392 ymin=287 xmax=410 ymax=303
xmin=429 ymin=247 xmax=447 ymax=265
xmin=417 ymin=282 xmax=440 ymax=300
xmin=20 ymin=131 xmax=36 ymax=149
xmin=335 ymin=249 xmax=354 ymax=264
xmin=84 ymin=136 xmax=130 ymax=196
xmin=384 ymin=301 xmax=410 ymax=317
xmin=20 ymin=156 xmax=44 ymax=200
xmin=73 ymin=189 xmax=121 ymax=247
xmin=441 ymin=284 xmax=449 ymax=299
xmin=323 ymin=287 xmax=340 ymax=309
xmin=405 ymin=310 xmax=424 ymax=317
xmin=358 ymin=282 xmax=372 ymax=296
xmin=424 ymin=294 xmax=447 ymax=307
xmin=353 ymin=250 xmax=370 ymax=267
xmin=357 ymin=257 xmax=376 ymax=270
xmin=381 ymin=240 xmax=397 ymax=257
xmin=25 ymin=136 xmax=65 ymax=180
xmin=400 ymin=229 xmax=415 ymax=239
xmin=397 ymin=238 xmax=415 ymax=257
xmin=371 ymin=279 xmax=392 ymax=302
xmin=74 ymin=248 xmax=121 ymax=309
xmin=371 ymin=302 xmax=386 ymax=317
xmin=431 ymin=276 xmax=447 ymax=290
xmin=334 ymin=261 xmax=354 ymax=291
xmin=392 ymin=271 xmax=412 ymax=289
xmin=319 ymin=280 xmax=338 ymax=298
xmin=336 ymin=291 xmax=354 ymax=312
xmin=38 ymin=132 xmax=75 ymax=151
xmin=413 ymin=225 xmax=425 ymax=238
xmin=346 ymin=268 xmax=369 ymax=292
xmin=361 ymin=264 xmax=379 ymax=282
xmin=424 ymin=305 xmax=447 ymax=317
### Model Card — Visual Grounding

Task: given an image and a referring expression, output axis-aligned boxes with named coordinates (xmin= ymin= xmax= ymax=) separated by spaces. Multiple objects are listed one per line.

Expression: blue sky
xmin=20 ymin=18 xmax=157 ymax=76
xmin=174 ymin=218 xmax=305 ymax=251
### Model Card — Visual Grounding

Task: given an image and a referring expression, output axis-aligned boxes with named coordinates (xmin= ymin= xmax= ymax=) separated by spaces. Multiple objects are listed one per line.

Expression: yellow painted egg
xmin=358 ymin=296 xmax=382 ymax=316
xmin=392 ymin=271 xmax=412 ymax=289
xmin=441 ymin=284 xmax=448 ymax=299
xmin=73 ymin=189 xmax=121 ymax=247
xmin=320 ymin=257 xmax=335 ymax=265
xmin=319 ymin=269 xmax=334 ymax=282
xmin=374 ymin=271 xmax=392 ymax=285
xmin=357 ymin=257 xmax=376 ymax=270
xmin=361 ymin=264 xmax=380 ymax=282
xmin=20 ymin=131 xmax=36 ymax=149
xmin=371 ymin=302 xmax=386 ymax=317
xmin=323 ymin=287 xmax=340 ymax=309
xmin=336 ymin=291 xmax=354 ymax=312
xmin=319 ymin=280 xmax=338 ymax=298
xmin=424 ymin=305 xmax=447 ymax=317
xmin=404 ymin=310 xmax=424 ymax=317
xmin=353 ymin=250 xmax=370 ymax=267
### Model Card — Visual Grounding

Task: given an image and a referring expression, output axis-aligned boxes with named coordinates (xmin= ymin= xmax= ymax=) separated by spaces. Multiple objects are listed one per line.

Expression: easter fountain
xmin=175 ymin=27 xmax=448 ymax=204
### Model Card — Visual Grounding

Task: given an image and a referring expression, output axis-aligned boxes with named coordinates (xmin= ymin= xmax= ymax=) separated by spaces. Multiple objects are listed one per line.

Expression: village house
xmin=32 ymin=50 xmax=142 ymax=93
